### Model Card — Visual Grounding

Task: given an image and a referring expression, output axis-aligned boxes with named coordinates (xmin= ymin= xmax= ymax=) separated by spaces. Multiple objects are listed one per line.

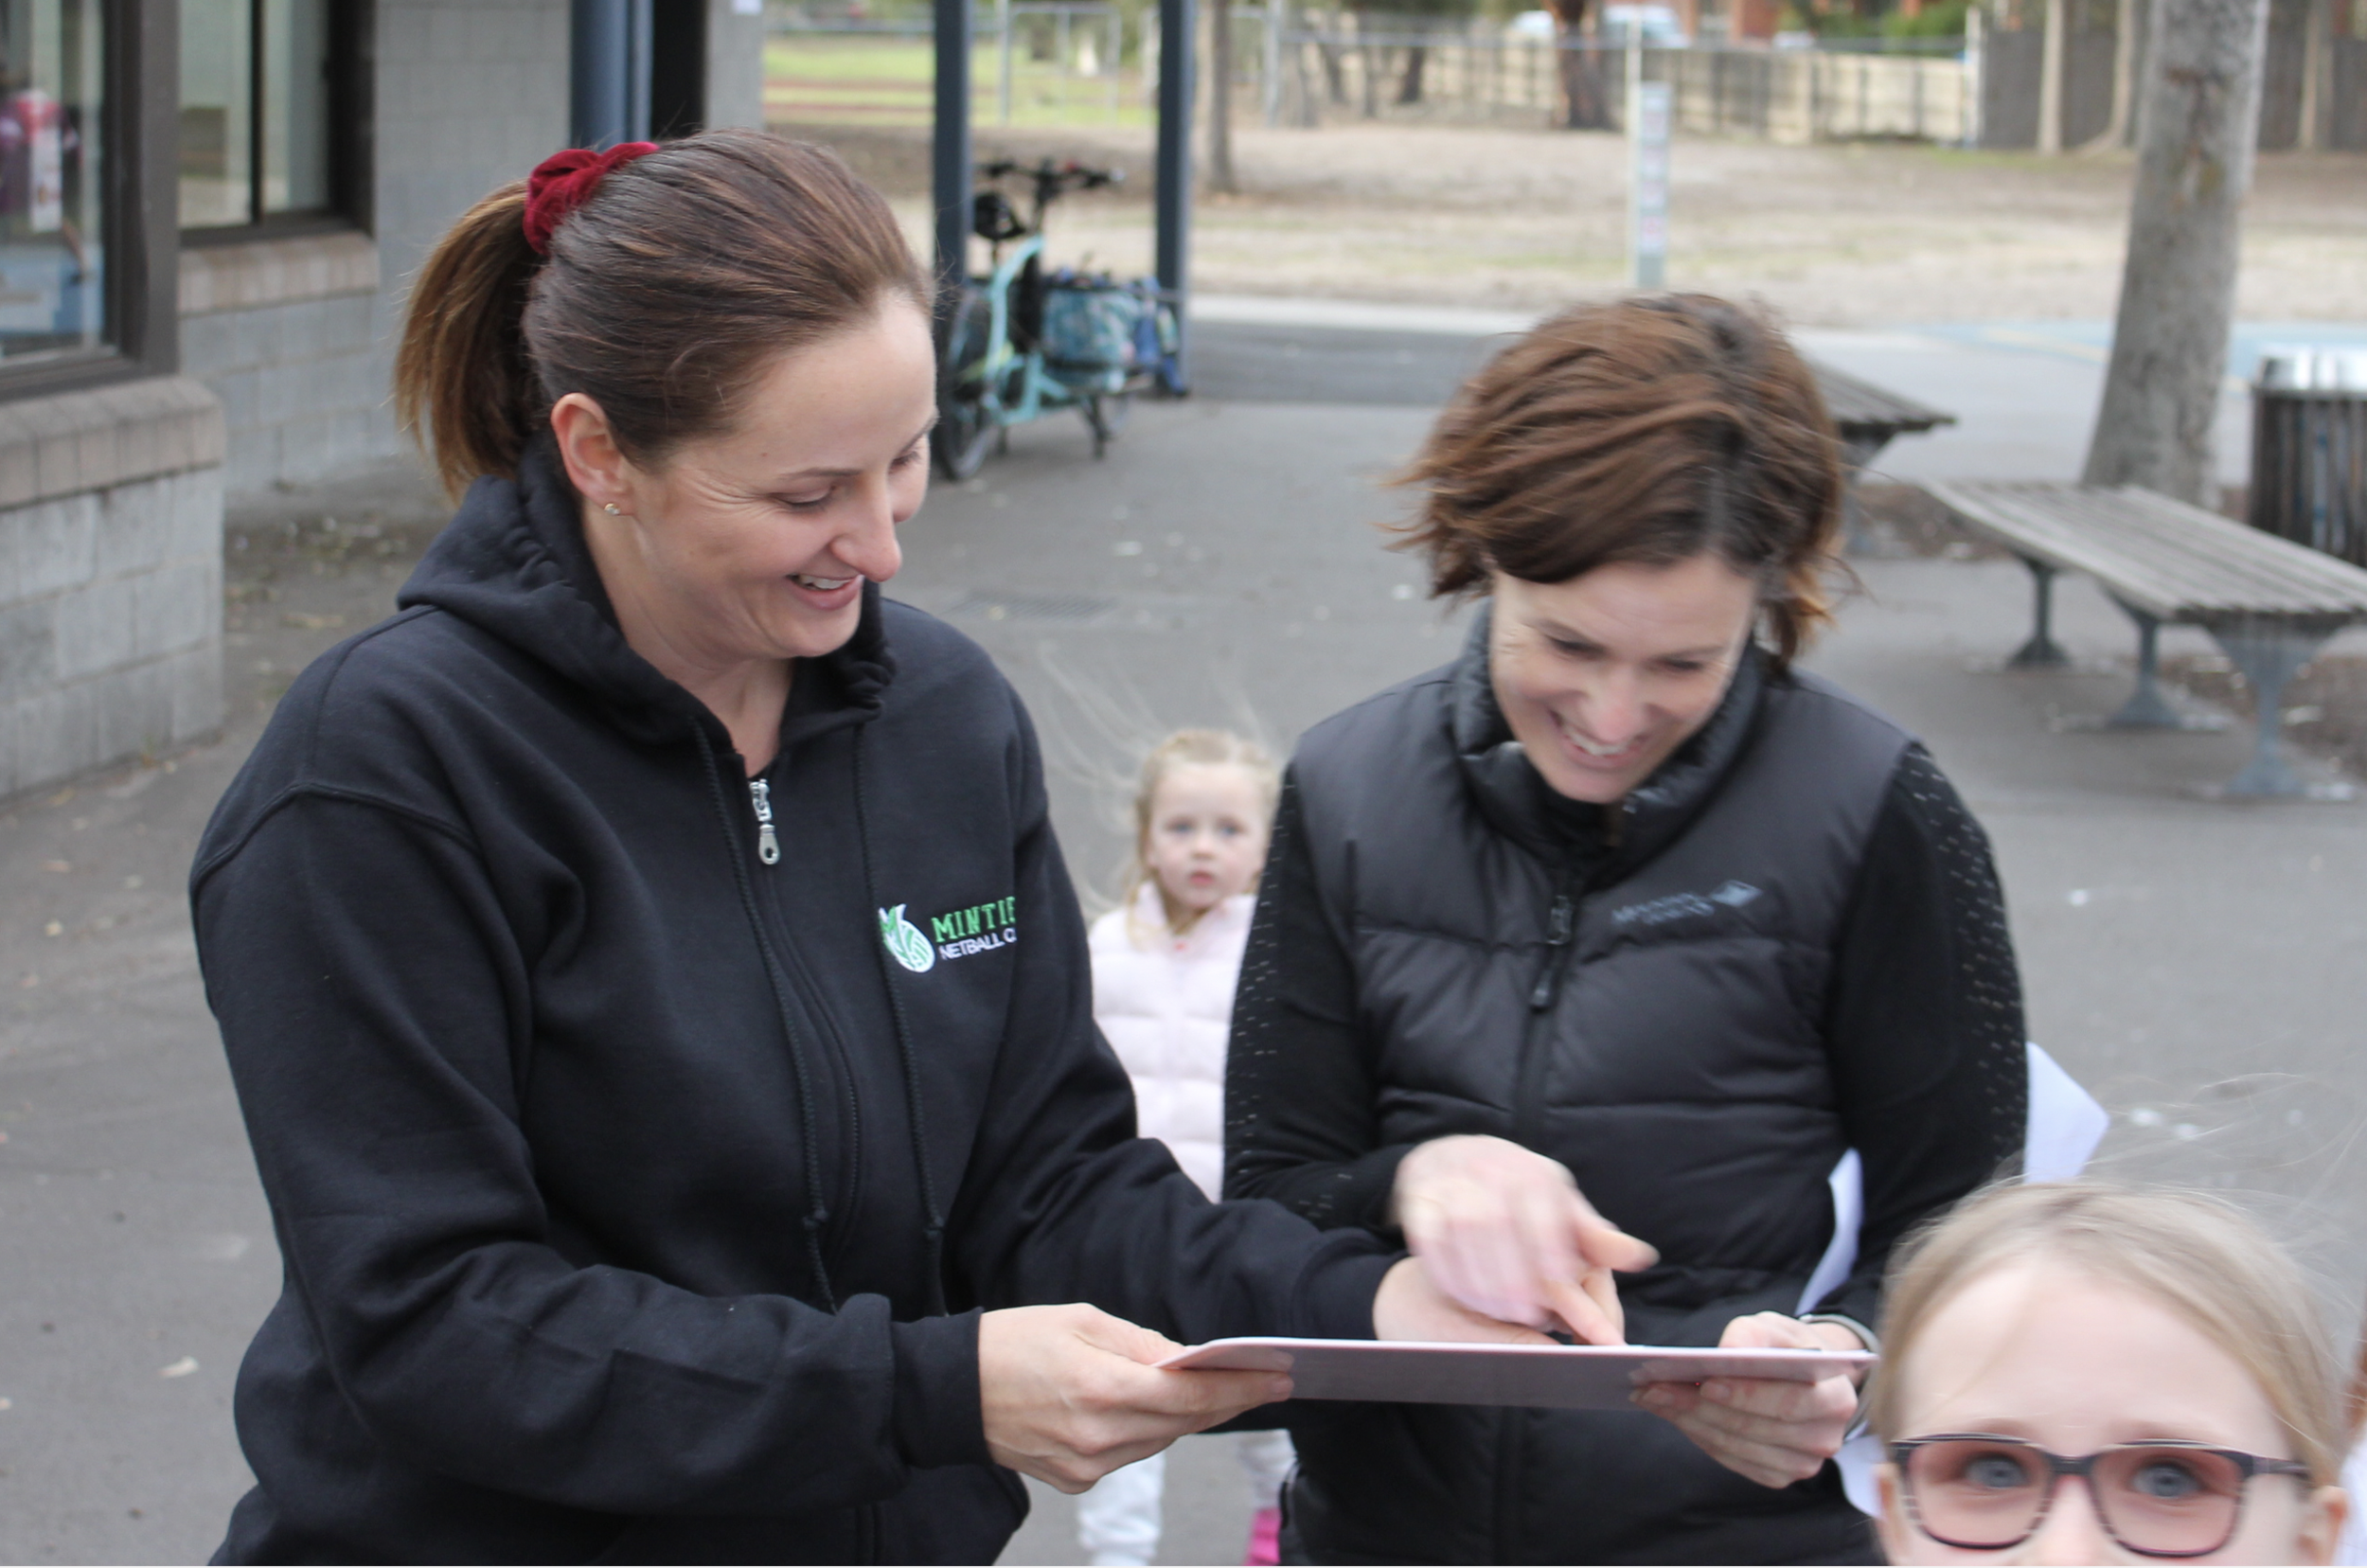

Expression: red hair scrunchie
xmin=522 ymin=141 xmax=659 ymax=257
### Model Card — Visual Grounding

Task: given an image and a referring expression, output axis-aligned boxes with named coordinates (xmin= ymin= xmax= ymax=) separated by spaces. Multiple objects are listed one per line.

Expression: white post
xmin=1628 ymin=42 xmax=1669 ymax=289
xmin=999 ymin=0 xmax=1014 ymax=122
xmin=1264 ymin=0 xmax=1286 ymax=125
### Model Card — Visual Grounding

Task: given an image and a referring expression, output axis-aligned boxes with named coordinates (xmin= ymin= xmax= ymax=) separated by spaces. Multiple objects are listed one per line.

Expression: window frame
xmin=178 ymin=0 xmax=372 ymax=248
xmin=0 ymin=0 xmax=178 ymax=400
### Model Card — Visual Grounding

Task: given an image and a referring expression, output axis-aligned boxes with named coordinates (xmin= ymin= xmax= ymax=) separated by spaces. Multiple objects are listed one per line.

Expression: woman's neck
xmin=584 ymin=502 xmax=792 ymax=775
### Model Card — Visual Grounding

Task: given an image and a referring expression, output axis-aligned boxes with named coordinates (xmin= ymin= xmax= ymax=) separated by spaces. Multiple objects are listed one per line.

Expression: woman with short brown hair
xmin=1225 ymin=294 xmax=2031 ymax=1563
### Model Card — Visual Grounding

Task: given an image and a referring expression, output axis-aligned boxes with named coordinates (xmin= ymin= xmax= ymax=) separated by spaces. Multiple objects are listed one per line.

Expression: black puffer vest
xmin=1283 ymin=612 xmax=1910 ymax=1565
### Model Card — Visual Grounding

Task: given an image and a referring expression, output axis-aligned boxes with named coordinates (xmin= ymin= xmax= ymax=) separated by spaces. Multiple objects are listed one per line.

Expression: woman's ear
xmin=2295 ymin=1484 xmax=2347 ymax=1566
xmin=550 ymin=394 xmax=639 ymax=515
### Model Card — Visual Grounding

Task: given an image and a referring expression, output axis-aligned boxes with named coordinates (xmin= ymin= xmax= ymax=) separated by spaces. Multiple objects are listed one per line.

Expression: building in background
xmin=0 ymin=0 xmax=764 ymax=802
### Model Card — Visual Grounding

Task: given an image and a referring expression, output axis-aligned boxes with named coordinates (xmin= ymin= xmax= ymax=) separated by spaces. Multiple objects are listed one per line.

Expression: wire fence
xmin=764 ymin=13 xmax=1977 ymax=144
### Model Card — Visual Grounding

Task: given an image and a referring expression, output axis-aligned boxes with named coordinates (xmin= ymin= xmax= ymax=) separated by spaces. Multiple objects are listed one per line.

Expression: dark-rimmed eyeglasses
xmin=1890 ymin=1434 xmax=2313 ymax=1559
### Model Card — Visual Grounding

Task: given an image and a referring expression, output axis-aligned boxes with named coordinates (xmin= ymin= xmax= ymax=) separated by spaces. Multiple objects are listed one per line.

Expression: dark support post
xmin=1155 ymin=0 xmax=1196 ymax=393
xmin=933 ymin=0 xmax=974 ymax=315
xmin=2106 ymin=603 xmax=2185 ymax=727
xmin=572 ymin=0 xmax=652 ymax=148
xmin=2007 ymin=557 xmax=2070 ymax=668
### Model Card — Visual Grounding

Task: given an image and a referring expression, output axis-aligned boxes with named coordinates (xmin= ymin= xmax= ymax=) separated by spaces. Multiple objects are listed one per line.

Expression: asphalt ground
xmin=3 ymin=311 xmax=2362 ymax=1565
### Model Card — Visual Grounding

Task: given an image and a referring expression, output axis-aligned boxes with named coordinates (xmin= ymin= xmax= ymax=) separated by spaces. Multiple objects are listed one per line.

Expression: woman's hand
xmin=978 ymin=1304 xmax=1293 ymax=1493
xmin=1372 ymin=1256 xmax=1562 ymax=1345
xmin=1630 ymin=1312 xmax=1866 ymax=1489
xmin=1391 ymin=1134 xmax=1658 ymax=1342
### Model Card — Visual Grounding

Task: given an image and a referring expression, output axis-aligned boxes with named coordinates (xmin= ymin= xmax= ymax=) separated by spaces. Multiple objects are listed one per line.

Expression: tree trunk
xmin=1397 ymin=41 xmax=1428 ymax=102
xmin=1210 ymin=0 xmax=1238 ymax=190
xmin=2081 ymin=0 xmax=2270 ymax=504
xmin=2038 ymin=0 xmax=2069 ymax=150
xmin=1548 ymin=0 xmax=1613 ymax=128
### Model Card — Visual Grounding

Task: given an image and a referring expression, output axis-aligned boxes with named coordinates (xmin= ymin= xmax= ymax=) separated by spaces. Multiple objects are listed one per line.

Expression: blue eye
xmin=1964 ymin=1453 xmax=2035 ymax=1492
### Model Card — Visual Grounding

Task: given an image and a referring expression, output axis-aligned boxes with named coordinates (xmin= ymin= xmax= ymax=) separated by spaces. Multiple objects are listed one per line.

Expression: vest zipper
xmin=750 ymin=778 xmax=781 ymax=865
xmin=1510 ymin=874 xmax=1579 ymax=1149
xmin=1527 ymin=892 xmax=1576 ymax=1010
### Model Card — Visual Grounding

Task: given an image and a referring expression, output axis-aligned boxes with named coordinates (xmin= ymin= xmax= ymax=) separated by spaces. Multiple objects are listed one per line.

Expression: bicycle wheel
xmin=935 ymin=290 xmax=1001 ymax=481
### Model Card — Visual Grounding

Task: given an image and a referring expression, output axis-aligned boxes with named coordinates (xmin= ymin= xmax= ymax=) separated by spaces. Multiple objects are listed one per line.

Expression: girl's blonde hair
xmin=1864 ymin=1182 xmax=2347 ymax=1486
xmin=1123 ymin=729 xmax=1280 ymax=939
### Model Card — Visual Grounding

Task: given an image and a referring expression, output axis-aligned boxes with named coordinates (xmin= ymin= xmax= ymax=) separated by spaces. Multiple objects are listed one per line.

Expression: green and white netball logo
xmin=878 ymin=904 xmax=937 ymax=973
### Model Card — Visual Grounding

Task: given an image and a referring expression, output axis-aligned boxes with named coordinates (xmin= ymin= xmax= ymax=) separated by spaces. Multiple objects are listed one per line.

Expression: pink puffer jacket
xmin=1086 ymin=883 xmax=1255 ymax=1201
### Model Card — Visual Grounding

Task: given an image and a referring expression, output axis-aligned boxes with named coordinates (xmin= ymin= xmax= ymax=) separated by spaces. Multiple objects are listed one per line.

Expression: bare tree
xmin=2081 ymin=0 xmax=2269 ymax=504
xmin=2079 ymin=0 xmax=2145 ymax=149
xmin=1210 ymin=0 xmax=1238 ymax=191
xmin=1548 ymin=0 xmax=1612 ymax=128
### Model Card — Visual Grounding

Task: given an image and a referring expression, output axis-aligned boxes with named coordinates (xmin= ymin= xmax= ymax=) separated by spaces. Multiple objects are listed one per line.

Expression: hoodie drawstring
xmin=693 ymin=726 xmax=838 ymax=1312
xmin=853 ymin=726 xmax=951 ymax=1317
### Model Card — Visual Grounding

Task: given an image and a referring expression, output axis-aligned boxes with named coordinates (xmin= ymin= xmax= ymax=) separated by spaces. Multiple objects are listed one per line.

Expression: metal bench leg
xmin=2008 ymin=558 xmax=2070 ymax=668
xmin=2205 ymin=618 xmax=2340 ymax=797
xmin=2106 ymin=604 xmax=2185 ymax=728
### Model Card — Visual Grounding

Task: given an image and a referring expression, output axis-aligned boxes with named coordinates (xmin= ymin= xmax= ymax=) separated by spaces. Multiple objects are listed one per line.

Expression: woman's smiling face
xmin=1487 ymin=554 xmax=1759 ymax=805
xmin=561 ymin=295 xmax=938 ymax=668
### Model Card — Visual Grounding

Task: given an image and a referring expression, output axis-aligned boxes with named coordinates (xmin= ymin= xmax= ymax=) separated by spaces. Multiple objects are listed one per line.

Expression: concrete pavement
xmin=3 ymin=311 xmax=2363 ymax=1565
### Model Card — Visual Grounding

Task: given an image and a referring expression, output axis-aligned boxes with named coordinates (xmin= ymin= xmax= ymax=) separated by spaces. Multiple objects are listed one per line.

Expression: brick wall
xmin=0 ymin=381 xmax=227 ymax=798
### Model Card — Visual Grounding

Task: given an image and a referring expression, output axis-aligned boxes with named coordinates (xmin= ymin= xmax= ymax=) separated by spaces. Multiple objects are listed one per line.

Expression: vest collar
xmin=1449 ymin=600 xmax=1769 ymax=874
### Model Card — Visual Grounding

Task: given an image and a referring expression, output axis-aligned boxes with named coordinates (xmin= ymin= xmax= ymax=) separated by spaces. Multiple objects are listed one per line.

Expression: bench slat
xmin=1921 ymin=480 xmax=2367 ymax=621
xmin=1811 ymin=361 xmax=1958 ymax=435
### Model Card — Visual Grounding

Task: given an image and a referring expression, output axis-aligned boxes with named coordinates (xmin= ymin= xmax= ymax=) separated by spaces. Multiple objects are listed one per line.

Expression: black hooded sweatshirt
xmin=190 ymin=443 xmax=1394 ymax=1564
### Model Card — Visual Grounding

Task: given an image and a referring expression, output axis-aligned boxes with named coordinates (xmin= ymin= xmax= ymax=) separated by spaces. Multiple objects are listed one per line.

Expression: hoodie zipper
xmin=750 ymin=779 xmax=781 ymax=865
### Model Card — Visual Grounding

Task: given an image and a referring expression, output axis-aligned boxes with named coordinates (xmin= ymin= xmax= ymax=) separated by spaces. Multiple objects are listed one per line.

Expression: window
xmin=180 ymin=0 xmax=354 ymax=233
xmin=0 ymin=0 xmax=105 ymax=364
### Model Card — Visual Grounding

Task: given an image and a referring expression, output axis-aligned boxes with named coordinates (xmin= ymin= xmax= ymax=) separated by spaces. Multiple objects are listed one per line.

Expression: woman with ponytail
xmin=192 ymin=131 xmax=1504 ymax=1564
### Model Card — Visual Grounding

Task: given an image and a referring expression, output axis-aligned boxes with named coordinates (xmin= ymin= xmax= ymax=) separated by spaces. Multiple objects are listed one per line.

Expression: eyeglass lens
xmin=1904 ymin=1438 xmax=2249 ymax=1556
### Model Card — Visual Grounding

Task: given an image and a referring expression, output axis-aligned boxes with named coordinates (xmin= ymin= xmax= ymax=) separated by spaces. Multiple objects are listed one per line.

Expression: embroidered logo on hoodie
xmin=879 ymin=905 xmax=938 ymax=972
xmin=881 ymin=896 xmax=1020 ymax=971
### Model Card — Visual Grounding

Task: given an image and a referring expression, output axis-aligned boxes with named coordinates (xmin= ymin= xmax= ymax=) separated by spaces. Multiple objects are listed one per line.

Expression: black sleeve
xmin=1222 ymin=771 xmax=1413 ymax=1232
xmin=1813 ymin=743 xmax=2029 ymax=1331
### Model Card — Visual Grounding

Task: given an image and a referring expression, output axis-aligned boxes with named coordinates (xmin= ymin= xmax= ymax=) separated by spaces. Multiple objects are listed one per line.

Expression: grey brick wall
xmin=0 ymin=380 xmax=227 ymax=799
xmin=181 ymin=288 xmax=385 ymax=497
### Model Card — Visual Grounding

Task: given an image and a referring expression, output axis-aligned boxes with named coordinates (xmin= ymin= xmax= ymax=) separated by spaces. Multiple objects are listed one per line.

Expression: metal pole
xmin=627 ymin=0 xmax=653 ymax=141
xmin=934 ymin=0 xmax=974 ymax=312
xmin=999 ymin=0 xmax=1013 ymax=122
xmin=571 ymin=0 xmax=631 ymax=148
xmin=1156 ymin=0 xmax=1196 ymax=390
xmin=1110 ymin=8 xmax=1123 ymax=122
xmin=1627 ymin=39 xmax=1668 ymax=290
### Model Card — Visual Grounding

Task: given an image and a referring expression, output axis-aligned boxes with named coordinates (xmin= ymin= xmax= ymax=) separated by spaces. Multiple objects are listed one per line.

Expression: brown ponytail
xmin=393 ymin=129 xmax=930 ymax=499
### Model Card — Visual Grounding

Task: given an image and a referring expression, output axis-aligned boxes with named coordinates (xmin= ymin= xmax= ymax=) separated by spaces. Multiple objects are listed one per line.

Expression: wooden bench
xmin=1920 ymin=479 xmax=2367 ymax=797
xmin=1811 ymin=361 xmax=1958 ymax=552
xmin=1813 ymin=361 xmax=1959 ymax=472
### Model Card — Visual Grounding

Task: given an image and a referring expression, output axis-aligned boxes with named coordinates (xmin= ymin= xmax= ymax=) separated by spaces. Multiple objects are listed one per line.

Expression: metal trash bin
xmin=2250 ymin=349 xmax=2367 ymax=565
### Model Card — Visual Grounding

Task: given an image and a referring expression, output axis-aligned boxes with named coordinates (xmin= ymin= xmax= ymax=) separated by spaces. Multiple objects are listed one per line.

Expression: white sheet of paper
xmin=1155 ymin=1338 xmax=1875 ymax=1410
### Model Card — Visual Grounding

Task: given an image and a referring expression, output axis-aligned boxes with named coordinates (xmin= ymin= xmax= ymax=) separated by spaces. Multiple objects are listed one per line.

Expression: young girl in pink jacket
xmin=1076 ymin=730 xmax=1294 ymax=1568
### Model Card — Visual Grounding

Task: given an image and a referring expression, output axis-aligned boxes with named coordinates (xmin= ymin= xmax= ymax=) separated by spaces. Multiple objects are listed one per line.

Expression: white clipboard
xmin=1156 ymin=1337 xmax=1874 ymax=1410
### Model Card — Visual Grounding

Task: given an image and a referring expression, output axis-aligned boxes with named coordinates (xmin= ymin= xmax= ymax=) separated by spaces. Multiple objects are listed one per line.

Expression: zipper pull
xmin=749 ymin=778 xmax=780 ymax=866
xmin=1528 ymin=893 xmax=1575 ymax=1010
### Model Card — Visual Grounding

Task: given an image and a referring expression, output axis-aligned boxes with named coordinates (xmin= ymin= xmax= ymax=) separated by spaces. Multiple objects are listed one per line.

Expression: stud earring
xmin=602 ymin=502 xmax=621 ymax=516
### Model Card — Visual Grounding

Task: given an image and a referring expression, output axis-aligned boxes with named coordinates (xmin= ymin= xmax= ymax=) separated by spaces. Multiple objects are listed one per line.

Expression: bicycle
xmin=934 ymin=157 xmax=1182 ymax=481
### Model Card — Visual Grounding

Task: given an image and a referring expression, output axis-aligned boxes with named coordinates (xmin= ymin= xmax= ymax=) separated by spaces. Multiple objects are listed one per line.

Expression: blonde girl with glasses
xmin=1865 ymin=1182 xmax=2349 ymax=1565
